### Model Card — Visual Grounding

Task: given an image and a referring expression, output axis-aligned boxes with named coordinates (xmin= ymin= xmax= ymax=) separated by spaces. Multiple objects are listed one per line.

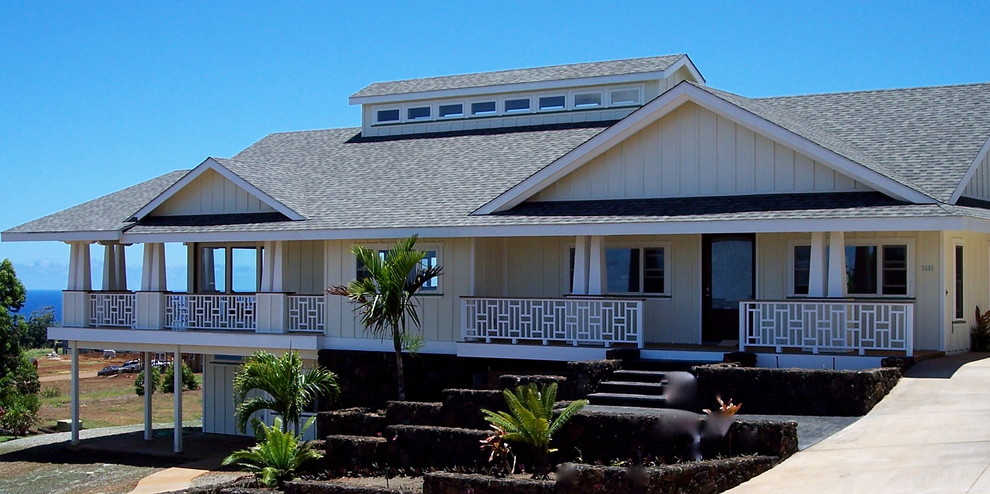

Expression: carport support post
xmin=70 ymin=341 xmax=79 ymax=445
xmin=143 ymin=351 xmax=152 ymax=441
xmin=173 ymin=347 xmax=182 ymax=453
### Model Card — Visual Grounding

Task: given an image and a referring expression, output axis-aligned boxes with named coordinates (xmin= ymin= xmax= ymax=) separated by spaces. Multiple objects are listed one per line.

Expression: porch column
xmin=173 ymin=347 xmax=183 ymax=453
xmin=137 ymin=243 xmax=168 ymax=330
xmin=70 ymin=341 xmax=80 ymax=445
xmin=827 ymin=232 xmax=846 ymax=297
xmin=572 ymin=236 xmax=589 ymax=294
xmin=64 ymin=242 xmax=92 ymax=327
xmin=808 ymin=232 xmax=827 ymax=297
xmin=143 ymin=351 xmax=153 ymax=441
xmin=100 ymin=242 xmax=128 ymax=291
xmin=258 ymin=241 xmax=288 ymax=333
xmin=587 ymin=235 xmax=606 ymax=296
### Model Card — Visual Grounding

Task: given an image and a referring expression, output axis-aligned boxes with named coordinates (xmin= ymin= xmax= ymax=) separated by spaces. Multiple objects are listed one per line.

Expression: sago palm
xmin=481 ymin=383 xmax=587 ymax=478
xmin=233 ymin=350 xmax=339 ymax=434
xmin=328 ymin=235 xmax=442 ymax=400
xmin=222 ymin=416 xmax=323 ymax=488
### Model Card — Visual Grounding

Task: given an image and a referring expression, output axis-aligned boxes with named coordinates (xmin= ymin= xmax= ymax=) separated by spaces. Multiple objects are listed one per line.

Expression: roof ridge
xmin=757 ymin=80 xmax=990 ymax=101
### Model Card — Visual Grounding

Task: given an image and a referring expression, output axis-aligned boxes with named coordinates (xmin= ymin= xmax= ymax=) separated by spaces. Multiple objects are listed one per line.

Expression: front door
xmin=702 ymin=234 xmax=755 ymax=343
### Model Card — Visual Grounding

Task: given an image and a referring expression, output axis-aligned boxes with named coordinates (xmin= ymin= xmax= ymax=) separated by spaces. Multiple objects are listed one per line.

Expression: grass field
xmin=33 ymin=351 xmax=203 ymax=430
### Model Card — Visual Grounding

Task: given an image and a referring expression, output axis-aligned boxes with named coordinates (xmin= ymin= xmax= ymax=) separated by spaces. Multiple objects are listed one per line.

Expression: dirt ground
xmin=34 ymin=352 xmax=203 ymax=430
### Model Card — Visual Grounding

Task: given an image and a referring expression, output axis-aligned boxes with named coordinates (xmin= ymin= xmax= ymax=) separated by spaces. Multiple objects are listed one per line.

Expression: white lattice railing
xmin=288 ymin=295 xmax=325 ymax=333
xmin=165 ymin=294 xmax=257 ymax=331
xmin=740 ymin=300 xmax=914 ymax=355
xmin=89 ymin=292 xmax=136 ymax=328
xmin=462 ymin=297 xmax=644 ymax=348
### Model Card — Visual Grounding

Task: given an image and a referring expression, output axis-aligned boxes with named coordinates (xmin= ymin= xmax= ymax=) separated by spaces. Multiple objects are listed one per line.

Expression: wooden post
xmin=70 ymin=342 xmax=79 ymax=445
xmin=143 ymin=351 xmax=152 ymax=441
xmin=173 ymin=347 xmax=182 ymax=453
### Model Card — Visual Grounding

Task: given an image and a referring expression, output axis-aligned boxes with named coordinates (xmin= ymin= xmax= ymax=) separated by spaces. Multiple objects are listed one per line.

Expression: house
xmin=5 ymin=54 xmax=990 ymax=449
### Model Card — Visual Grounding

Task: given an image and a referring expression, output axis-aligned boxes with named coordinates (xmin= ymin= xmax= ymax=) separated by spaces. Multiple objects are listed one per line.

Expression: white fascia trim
xmin=475 ymin=83 xmax=932 ymax=215
xmin=665 ymin=55 xmax=706 ymax=84
xmin=948 ymin=135 xmax=990 ymax=203
xmin=48 ymin=327 xmax=319 ymax=356
xmin=131 ymin=158 xmax=305 ymax=221
xmin=349 ymin=71 xmax=672 ymax=106
xmin=1 ymin=231 xmax=121 ymax=242
xmin=456 ymin=342 xmax=607 ymax=361
xmin=319 ymin=337 xmax=457 ymax=355
xmin=120 ymin=214 xmax=990 ymax=244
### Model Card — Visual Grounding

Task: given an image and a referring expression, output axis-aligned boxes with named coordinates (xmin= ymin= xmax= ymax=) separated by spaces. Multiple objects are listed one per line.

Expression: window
xmin=406 ymin=106 xmax=431 ymax=120
xmin=845 ymin=244 xmax=908 ymax=296
xmin=574 ymin=92 xmax=603 ymax=108
xmin=355 ymin=247 xmax=441 ymax=293
xmin=376 ymin=109 xmax=400 ymax=123
xmin=568 ymin=246 xmax=666 ymax=294
xmin=538 ymin=95 xmax=566 ymax=110
xmin=793 ymin=245 xmax=811 ymax=295
xmin=504 ymin=98 xmax=530 ymax=113
xmin=471 ymin=101 xmax=496 ymax=115
xmin=610 ymin=88 xmax=640 ymax=106
xmin=438 ymin=103 xmax=463 ymax=118
xmin=955 ymin=245 xmax=964 ymax=319
xmin=196 ymin=245 xmax=261 ymax=293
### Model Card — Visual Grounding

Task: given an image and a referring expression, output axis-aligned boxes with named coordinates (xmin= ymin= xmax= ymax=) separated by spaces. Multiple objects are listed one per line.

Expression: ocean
xmin=20 ymin=290 xmax=62 ymax=321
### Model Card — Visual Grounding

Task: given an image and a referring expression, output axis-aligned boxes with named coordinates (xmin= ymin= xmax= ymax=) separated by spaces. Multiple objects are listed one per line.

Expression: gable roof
xmin=475 ymin=81 xmax=937 ymax=214
xmin=350 ymin=54 xmax=694 ymax=101
xmin=759 ymin=83 xmax=990 ymax=202
xmin=132 ymin=157 xmax=306 ymax=221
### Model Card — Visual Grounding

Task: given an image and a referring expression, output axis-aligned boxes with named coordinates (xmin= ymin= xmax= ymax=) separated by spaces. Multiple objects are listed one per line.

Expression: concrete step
xmin=587 ymin=392 xmax=669 ymax=408
xmin=597 ymin=381 xmax=666 ymax=396
xmin=610 ymin=369 xmax=668 ymax=383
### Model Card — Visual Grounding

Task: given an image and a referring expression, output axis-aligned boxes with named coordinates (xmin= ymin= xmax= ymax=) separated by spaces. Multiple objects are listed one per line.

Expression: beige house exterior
xmin=6 ymin=54 xmax=990 ymax=446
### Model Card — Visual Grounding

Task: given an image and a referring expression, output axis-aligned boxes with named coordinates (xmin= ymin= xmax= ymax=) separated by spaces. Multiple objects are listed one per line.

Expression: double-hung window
xmin=569 ymin=246 xmax=667 ymax=295
xmin=790 ymin=242 xmax=909 ymax=296
xmin=356 ymin=246 xmax=441 ymax=293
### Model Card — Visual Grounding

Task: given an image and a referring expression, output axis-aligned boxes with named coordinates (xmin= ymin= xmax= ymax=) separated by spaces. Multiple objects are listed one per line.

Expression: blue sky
xmin=2 ymin=1 xmax=988 ymax=289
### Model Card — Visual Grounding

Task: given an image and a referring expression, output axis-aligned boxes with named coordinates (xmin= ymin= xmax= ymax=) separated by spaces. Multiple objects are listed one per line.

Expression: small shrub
xmin=162 ymin=362 xmax=199 ymax=393
xmin=482 ymin=383 xmax=587 ymax=479
xmin=0 ymin=393 xmax=39 ymax=435
xmin=40 ymin=386 xmax=60 ymax=399
xmin=222 ymin=416 xmax=323 ymax=488
xmin=135 ymin=367 xmax=162 ymax=396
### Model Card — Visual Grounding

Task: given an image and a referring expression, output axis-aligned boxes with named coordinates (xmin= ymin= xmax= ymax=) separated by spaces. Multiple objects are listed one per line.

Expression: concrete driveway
xmin=727 ymin=353 xmax=990 ymax=494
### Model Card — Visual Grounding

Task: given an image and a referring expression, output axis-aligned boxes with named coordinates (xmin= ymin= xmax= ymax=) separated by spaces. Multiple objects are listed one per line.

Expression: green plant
xmin=134 ymin=367 xmax=162 ymax=396
xmin=0 ymin=392 xmax=39 ymax=435
xmin=480 ymin=424 xmax=517 ymax=477
xmin=481 ymin=383 xmax=588 ymax=479
xmin=973 ymin=307 xmax=990 ymax=351
xmin=233 ymin=350 xmax=339 ymax=434
xmin=221 ymin=416 xmax=323 ymax=488
xmin=40 ymin=386 xmax=60 ymax=399
xmin=328 ymin=235 xmax=442 ymax=400
xmin=162 ymin=362 xmax=199 ymax=394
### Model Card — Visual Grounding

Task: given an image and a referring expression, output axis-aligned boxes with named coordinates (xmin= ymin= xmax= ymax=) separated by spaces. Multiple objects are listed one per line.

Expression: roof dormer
xmin=350 ymin=54 xmax=703 ymax=137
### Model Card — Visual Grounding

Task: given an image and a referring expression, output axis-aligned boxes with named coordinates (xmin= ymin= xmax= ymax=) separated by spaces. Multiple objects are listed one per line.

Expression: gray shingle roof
xmin=758 ymin=83 xmax=990 ymax=202
xmin=351 ymin=55 xmax=686 ymax=98
xmin=5 ymin=171 xmax=187 ymax=234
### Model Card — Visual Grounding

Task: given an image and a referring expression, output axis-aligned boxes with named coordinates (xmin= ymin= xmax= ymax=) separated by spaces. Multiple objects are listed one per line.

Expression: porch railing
xmin=740 ymin=299 xmax=914 ymax=355
xmin=462 ymin=297 xmax=644 ymax=348
xmin=165 ymin=294 xmax=257 ymax=331
xmin=89 ymin=292 xmax=136 ymax=328
xmin=288 ymin=295 xmax=326 ymax=333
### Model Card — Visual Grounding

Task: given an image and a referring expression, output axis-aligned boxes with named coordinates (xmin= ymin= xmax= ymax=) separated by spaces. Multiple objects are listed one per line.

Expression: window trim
xmin=536 ymin=93 xmax=567 ymax=112
xmin=353 ymin=242 xmax=444 ymax=295
xmin=469 ymin=99 xmax=498 ymax=116
xmin=572 ymin=90 xmax=604 ymax=109
xmin=787 ymin=238 xmax=914 ymax=298
xmin=437 ymin=102 xmax=465 ymax=119
xmin=375 ymin=107 xmax=401 ymax=124
xmin=954 ymin=241 xmax=964 ymax=320
xmin=502 ymin=96 xmax=531 ymax=113
xmin=608 ymin=86 xmax=643 ymax=107
xmin=193 ymin=243 xmax=263 ymax=294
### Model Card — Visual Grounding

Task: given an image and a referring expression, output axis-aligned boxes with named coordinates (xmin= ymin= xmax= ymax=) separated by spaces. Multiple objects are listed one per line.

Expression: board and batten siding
xmin=532 ymin=102 xmax=871 ymax=201
xmin=153 ymin=168 xmax=276 ymax=216
xmin=757 ymin=231 xmax=942 ymax=352
xmin=962 ymin=152 xmax=990 ymax=201
xmin=323 ymin=238 xmax=472 ymax=342
xmin=283 ymin=240 xmax=325 ymax=294
xmin=472 ymin=235 xmax=701 ymax=345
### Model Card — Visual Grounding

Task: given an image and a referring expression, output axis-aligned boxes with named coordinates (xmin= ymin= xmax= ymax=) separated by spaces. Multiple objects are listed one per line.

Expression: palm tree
xmin=233 ymin=350 xmax=339 ymax=434
xmin=328 ymin=235 xmax=442 ymax=400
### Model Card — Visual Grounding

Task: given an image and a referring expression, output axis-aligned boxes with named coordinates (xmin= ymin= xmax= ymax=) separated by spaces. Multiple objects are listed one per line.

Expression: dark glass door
xmin=702 ymin=234 xmax=755 ymax=343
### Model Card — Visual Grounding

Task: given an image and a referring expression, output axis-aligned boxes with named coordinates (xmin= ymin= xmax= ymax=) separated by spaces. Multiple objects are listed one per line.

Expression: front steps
xmin=588 ymin=368 xmax=698 ymax=410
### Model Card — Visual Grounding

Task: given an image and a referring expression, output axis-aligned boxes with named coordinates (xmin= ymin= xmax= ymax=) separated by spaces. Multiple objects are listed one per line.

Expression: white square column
xmin=587 ymin=236 xmax=606 ymax=296
xmin=808 ymin=232 xmax=827 ymax=297
xmin=827 ymin=231 xmax=847 ymax=297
